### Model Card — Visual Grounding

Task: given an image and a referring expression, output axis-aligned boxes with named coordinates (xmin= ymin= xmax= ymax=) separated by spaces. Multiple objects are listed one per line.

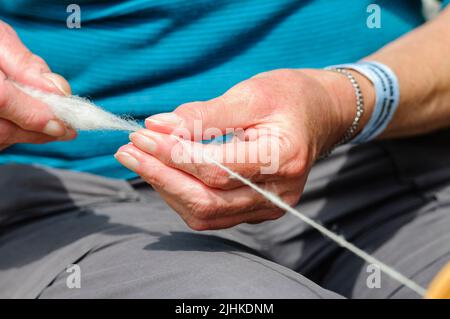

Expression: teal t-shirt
xmin=0 ymin=0 xmax=447 ymax=179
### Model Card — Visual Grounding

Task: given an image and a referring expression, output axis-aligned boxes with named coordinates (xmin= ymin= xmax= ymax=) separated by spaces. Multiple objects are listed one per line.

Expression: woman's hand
xmin=0 ymin=21 xmax=76 ymax=151
xmin=115 ymin=68 xmax=374 ymax=230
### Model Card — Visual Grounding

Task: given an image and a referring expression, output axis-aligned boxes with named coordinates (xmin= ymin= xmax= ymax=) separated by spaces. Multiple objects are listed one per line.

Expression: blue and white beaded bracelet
xmin=325 ymin=61 xmax=400 ymax=144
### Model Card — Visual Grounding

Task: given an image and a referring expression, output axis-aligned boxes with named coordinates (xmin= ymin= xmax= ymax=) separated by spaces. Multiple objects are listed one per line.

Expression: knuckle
xmin=281 ymin=191 xmax=302 ymax=207
xmin=142 ymin=175 xmax=161 ymax=189
xmin=271 ymin=68 xmax=299 ymax=79
xmin=188 ymin=197 xmax=216 ymax=220
xmin=28 ymin=54 xmax=47 ymax=69
xmin=199 ymin=164 xmax=230 ymax=189
xmin=279 ymin=141 xmax=309 ymax=178
xmin=285 ymin=195 xmax=300 ymax=207
xmin=18 ymin=50 xmax=46 ymax=70
xmin=16 ymin=50 xmax=32 ymax=66
xmin=232 ymin=80 xmax=268 ymax=105
xmin=139 ymin=171 xmax=164 ymax=190
xmin=283 ymin=157 xmax=308 ymax=178
xmin=21 ymin=111 xmax=42 ymax=130
xmin=240 ymin=80 xmax=276 ymax=114
xmin=176 ymin=102 xmax=205 ymax=121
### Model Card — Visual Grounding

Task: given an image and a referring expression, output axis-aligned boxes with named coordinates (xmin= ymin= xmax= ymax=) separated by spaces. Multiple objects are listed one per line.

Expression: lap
xmin=0 ymin=164 xmax=339 ymax=299
xmin=39 ymin=231 xmax=339 ymax=299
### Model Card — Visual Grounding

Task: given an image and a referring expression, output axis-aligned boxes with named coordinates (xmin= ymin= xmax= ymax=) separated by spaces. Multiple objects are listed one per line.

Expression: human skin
xmin=0 ymin=21 xmax=76 ymax=151
xmin=115 ymin=7 xmax=450 ymax=231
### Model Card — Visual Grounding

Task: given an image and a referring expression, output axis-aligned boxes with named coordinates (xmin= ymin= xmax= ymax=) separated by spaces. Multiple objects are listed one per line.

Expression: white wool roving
xmin=17 ymin=84 xmax=142 ymax=132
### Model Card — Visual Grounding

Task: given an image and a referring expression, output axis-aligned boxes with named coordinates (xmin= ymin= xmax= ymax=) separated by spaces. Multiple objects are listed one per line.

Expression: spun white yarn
xmin=17 ymin=83 xmax=427 ymax=296
xmin=17 ymin=84 xmax=141 ymax=132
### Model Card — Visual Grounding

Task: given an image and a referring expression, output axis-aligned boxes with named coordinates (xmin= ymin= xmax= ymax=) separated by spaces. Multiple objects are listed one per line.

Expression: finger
xmin=114 ymin=144 xmax=287 ymax=219
xmin=0 ymin=21 xmax=71 ymax=95
xmin=155 ymin=190 xmax=285 ymax=231
xmin=144 ymin=79 xmax=267 ymax=137
xmin=115 ymin=143 xmax=270 ymax=215
xmin=154 ymin=184 xmax=285 ymax=230
xmin=0 ymin=118 xmax=76 ymax=144
xmin=129 ymin=129 xmax=281 ymax=190
xmin=0 ymin=78 xmax=73 ymax=137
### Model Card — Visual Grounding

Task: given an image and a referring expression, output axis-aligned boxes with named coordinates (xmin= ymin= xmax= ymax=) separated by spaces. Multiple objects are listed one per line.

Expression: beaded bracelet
xmin=329 ymin=62 xmax=400 ymax=144
xmin=320 ymin=67 xmax=365 ymax=158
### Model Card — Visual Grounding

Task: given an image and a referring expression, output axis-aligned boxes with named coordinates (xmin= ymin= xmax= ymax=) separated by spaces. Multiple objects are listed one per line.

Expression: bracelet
xmin=319 ymin=67 xmax=364 ymax=158
xmin=328 ymin=61 xmax=400 ymax=144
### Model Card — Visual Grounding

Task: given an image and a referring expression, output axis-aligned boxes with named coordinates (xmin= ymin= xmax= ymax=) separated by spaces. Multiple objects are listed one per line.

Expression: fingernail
xmin=43 ymin=120 xmax=66 ymax=137
xmin=114 ymin=152 xmax=139 ymax=171
xmin=42 ymin=73 xmax=71 ymax=96
xmin=129 ymin=132 xmax=157 ymax=153
xmin=146 ymin=113 xmax=182 ymax=127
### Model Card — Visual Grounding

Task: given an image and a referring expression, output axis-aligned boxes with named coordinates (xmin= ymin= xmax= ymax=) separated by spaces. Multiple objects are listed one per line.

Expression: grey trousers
xmin=1 ymin=130 xmax=450 ymax=299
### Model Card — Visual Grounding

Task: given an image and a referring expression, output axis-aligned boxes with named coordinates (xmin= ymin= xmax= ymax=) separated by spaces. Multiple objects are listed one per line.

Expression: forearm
xmin=363 ymin=6 xmax=450 ymax=139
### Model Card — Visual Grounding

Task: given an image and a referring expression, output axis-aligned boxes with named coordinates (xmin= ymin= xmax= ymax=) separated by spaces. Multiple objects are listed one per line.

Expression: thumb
xmin=146 ymin=94 xmax=259 ymax=139
xmin=0 ymin=21 xmax=71 ymax=96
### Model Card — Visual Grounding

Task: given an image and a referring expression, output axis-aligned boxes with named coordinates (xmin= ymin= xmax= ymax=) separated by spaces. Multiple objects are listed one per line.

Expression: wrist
xmin=322 ymin=69 xmax=376 ymax=150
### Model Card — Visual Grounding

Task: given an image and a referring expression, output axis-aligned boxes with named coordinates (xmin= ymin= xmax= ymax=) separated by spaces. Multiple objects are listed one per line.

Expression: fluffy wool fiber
xmin=17 ymin=84 xmax=142 ymax=132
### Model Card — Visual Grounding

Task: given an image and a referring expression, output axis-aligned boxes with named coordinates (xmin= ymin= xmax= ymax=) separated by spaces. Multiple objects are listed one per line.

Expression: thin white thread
xmin=174 ymin=136 xmax=427 ymax=297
